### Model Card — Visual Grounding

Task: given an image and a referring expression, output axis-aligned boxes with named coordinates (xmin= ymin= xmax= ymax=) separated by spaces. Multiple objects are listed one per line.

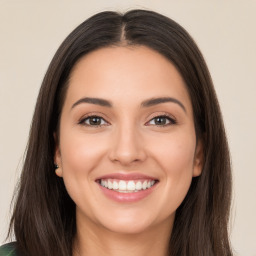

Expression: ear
xmin=193 ymin=138 xmax=204 ymax=177
xmin=54 ymin=132 xmax=63 ymax=177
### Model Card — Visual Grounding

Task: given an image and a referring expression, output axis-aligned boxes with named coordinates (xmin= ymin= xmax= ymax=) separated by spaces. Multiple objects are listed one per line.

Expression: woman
xmin=0 ymin=9 xmax=233 ymax=256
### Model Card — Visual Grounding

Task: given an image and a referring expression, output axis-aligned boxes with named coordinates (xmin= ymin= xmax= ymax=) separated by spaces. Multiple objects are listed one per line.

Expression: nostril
xmin=109 ymin=148 xmax=147 ymax=165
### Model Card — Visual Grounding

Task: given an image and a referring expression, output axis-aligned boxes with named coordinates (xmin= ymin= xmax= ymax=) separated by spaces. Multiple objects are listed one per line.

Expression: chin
xmin=102 ymin=218 xmax=154 ymax=235
xmin=95 ymin=208 xmax=174 ymax=235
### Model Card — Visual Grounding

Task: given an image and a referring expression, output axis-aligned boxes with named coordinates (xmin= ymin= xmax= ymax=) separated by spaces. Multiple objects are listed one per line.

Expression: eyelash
xmin=78 ymin=115 xmax=109 ymax=127
xmin=78 ymin=114 xmax=177 ymax=127
xmin=145 ymin=114 xmax=177 ymax=127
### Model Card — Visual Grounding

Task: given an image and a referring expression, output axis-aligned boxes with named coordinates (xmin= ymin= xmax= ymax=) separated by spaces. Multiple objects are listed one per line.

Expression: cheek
xmin=58 ymin=130 xmax=108 ymax=199
xmin=148 ymin=132 xmax=196 ymax=208
xmin=60 ymin=130 xmax=107 ymax=173
xmin=166 ymin=146 xmax=194 ymax=194
xmin=150 ymin=131 xmax=196 ymax=174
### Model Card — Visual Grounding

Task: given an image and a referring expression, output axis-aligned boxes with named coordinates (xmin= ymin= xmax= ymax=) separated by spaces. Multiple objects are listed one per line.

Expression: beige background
xmin=0 ymin=0 xmax=255 ymax=255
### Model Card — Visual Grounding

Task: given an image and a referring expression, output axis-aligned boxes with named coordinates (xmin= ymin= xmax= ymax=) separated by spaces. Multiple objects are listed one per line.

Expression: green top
xmin=0 ymin=243 xmax=17 ymax=256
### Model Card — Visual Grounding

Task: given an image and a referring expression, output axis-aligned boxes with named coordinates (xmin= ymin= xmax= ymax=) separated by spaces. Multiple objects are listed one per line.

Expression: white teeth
xmin=113 ymin=181 xmax=119 ymax=190
xmin=127 ymin=181 xmax=136 ymax=191
xmin=135 ymin=181 xmax=142 ymax=190
xmin=99 ymin=179 xmax=156 ymax=192
xmin=119 ymin=180 xmax=127 ymax=191
xmin=142 ymin=181 xmax=148 ymax=190
xmin=108 ymin=180 xmax=113 ymax=189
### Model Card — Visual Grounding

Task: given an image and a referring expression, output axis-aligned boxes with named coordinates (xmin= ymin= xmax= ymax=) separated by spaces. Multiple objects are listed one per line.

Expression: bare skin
xmin=55 ymin=46 xmax=203 ymax=256
xmin=73 ymin=215 xmax=172 ymax=256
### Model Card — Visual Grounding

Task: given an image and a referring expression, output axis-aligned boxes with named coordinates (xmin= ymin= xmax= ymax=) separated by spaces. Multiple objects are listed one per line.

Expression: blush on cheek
xmin=156 ymin=141 xmax=196 ymax=210
xmin=61 ymin=133 xmax=106 ymax=165
xmin=161 ymin=144 xmax=195 ymax=173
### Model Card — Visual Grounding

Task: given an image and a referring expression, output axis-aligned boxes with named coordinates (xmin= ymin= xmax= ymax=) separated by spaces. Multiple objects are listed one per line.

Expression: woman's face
xmin=55 ymin=46 xmax=203 ymax=235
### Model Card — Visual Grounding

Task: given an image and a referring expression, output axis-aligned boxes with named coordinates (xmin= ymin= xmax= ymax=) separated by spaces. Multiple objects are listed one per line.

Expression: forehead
xmin=65 ymin=46 xmax=192 ymax=113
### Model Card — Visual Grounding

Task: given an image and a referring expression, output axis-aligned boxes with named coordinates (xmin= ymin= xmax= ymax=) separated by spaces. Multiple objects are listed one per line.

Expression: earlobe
xmin=54 ymin=132 xmax=63 ymax=177
xmin=55 ymin=165 xmax=63 ymax=177
xmin=193 ymin=138 xmax=204 ymax=177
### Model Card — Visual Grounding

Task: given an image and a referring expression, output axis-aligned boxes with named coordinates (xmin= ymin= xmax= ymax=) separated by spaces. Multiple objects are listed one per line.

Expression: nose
xmin=108 ymin=124 xmax=147 ymax=166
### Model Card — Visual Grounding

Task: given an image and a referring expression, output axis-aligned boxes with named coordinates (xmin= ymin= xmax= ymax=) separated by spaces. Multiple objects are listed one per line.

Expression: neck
xmin=73 ymin=217 xmax=173 ymax=256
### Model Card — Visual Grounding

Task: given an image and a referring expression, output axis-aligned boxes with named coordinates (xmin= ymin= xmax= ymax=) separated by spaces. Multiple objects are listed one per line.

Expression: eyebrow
xmin=141 ymin=97 xmax=186 ymax=113
xmin=71 ymin=96 xmax=186 ymax=113
xmin=71 ymin=97 xmax=112 ymax=109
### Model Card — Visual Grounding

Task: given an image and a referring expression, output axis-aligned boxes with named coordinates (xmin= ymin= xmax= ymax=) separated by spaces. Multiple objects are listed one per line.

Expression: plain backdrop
xmin=0 ymin=1 xmax=255 ymax=255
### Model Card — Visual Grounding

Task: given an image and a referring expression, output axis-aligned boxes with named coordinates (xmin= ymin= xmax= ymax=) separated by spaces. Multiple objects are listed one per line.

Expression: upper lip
xmin=96 ymin=172 xmax=158 ymax=181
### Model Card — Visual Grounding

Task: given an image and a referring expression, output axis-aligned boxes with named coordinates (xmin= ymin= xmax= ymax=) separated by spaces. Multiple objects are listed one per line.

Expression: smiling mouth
xmin=96 ymin=179 xmax=158 ymax=193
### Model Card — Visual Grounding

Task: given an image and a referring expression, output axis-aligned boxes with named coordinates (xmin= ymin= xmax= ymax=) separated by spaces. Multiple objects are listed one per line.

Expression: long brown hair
xmin=9 ymin=10 xmax=233 ymax=256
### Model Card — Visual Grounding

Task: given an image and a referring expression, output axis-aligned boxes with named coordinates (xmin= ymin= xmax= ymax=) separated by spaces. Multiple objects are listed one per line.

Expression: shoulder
xmin=0 ymin=242 xmax=18 ymax=255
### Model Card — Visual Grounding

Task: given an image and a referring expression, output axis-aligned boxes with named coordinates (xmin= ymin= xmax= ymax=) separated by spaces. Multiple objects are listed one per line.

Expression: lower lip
xmin=97 ymin=183 xmax=157 ymax=203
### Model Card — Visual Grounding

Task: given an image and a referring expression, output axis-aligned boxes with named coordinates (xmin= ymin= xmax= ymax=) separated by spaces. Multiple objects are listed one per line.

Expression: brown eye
xmin=81 ymin=116 xmax=108 ymax=126
xmin=154 ymin=117 xmax=168 ymax=125
xmin=147 ymin=115 xmax=176 ymax=126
